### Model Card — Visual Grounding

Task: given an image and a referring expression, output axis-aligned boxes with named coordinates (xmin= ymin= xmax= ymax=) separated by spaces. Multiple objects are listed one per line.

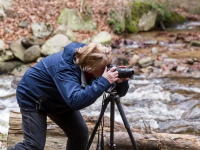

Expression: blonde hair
xmin=75 ymin=42 xmax=112 ymax=73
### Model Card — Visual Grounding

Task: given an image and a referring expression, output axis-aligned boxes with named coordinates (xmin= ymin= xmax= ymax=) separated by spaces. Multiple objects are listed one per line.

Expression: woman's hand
xmin=116 ymin=66 xmax=129 ymax=83
xmin=102 ymin=66 xmax=119 ymax=84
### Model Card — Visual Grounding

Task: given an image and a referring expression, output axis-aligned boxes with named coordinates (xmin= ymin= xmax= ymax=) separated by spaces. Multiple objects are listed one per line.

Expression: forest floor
xmin=1 ymin=0 xmax=200 ymax=48
xmin=0 ymin=0 xmax=129 ymax=46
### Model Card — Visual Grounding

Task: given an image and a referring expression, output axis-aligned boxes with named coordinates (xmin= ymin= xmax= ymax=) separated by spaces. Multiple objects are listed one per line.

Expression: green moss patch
xmin=108 ymin=1 xmax=187 ymax=34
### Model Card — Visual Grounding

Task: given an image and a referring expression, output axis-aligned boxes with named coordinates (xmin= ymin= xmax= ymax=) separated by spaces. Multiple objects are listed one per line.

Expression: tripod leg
xmin=110 ymin=98 xmax=116 ymax=150
xmin=115 ymin=96 xmax=139 ymax=150
xmin=85 ymin=96 xmax=110 ymax=150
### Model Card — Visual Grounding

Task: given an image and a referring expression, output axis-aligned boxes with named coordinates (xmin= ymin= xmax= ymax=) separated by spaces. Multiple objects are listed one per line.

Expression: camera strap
xmin=95 ymin=92 xmax=106 ymax=150
xmin=101 ymin=93 xmax=107 ymax=150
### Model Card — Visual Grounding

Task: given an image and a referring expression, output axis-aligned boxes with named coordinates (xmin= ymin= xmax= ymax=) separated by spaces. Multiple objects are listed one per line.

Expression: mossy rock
xmin=108 ymin=1 xmax=187 ymax=34
xmin=158 ymin=11 xmax=186 ymax=27
xmin=126 ymin=1 xmax=160 ymax=33
xmin=57 ymin=8 xmax=97 ymax=31
xmin=108 ymin=1 xmax=157 ymax=34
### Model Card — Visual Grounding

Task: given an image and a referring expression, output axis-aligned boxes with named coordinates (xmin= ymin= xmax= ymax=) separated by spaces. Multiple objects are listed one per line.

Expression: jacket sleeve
xmin=115 ymin=80 xmax=129 ymax=97
xmin=53 ymin=67 xmax=111 ymax=110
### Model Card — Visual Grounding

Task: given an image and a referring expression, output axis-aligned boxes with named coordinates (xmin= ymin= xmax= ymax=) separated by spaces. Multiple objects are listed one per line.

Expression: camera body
xmin=107 ymin=64 xmax=134 ymax=78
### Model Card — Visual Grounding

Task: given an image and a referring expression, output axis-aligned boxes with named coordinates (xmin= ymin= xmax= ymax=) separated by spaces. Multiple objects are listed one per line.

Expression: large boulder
xmin=41 ymin=34 xmax=71 ymax=56
xmin=53 ymin=24 xmax=76 ymax=42
xmin=83 ymin=31 xmax=112 ymax=45
xmin=24 ymin=45 xmax=41 ymax=63
xmin=21 ymin=36 xmax=45 ymax=49
xmin=9 ymin=38 xmax=26 ymax=62
xmin=91 ymin=31 xmax=112 ymax=45
xmin=125 ymin=2 xmax=157 ymax=33
xmin=31 ymin=22 xmax=53 ymax=38
xmin=57 ymin=8 xmax=97 ymax=31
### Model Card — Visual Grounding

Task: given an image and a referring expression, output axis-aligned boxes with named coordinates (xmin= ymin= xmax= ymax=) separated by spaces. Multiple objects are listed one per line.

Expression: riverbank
xmin=1 ymin=0 xmax=130 ymax=46
xmin=1 ymin=0 xmax=200 ymax=47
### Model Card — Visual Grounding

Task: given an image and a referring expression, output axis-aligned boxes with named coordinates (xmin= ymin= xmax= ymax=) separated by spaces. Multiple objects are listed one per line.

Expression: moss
xmin=126 ymin=20 xmax=139 ymax=33
xmin=45 ymin=24 xmax=52 ymax=30
xmin=107 ymin=11 xmax=125 ymax=34
xmin=0 ymin=133 xmax=7 ymax=142
xmin=80 ymin=12 xmax=90 ymax=23
xmin=56 ymin=8 xmax=66 ymax=23
xmin=162 ymin=12 xmax=186 ymax=27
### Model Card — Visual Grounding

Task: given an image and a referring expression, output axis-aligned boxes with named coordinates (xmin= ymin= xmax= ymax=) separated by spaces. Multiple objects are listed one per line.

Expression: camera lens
xmin=116 ymin=68 xmax=134 ymax=78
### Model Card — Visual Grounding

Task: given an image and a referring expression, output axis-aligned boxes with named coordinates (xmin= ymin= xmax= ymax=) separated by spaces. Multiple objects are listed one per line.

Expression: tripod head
xmin=105 ymin=82 xmax=117 ymax=95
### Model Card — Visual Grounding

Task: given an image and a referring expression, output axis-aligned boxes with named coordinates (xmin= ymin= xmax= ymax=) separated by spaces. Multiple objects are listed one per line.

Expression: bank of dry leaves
xmin=1 ymin=0 xmax=200 ymax=48
xmin=0 ymin=0 xmax=130 ymax=47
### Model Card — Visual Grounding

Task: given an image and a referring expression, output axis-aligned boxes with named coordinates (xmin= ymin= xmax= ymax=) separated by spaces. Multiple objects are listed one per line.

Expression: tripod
xmin=85 ymin=86 xmax=138 ymax=150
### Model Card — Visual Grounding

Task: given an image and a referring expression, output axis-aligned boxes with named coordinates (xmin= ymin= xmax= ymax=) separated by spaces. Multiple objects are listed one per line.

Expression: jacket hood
xmin=62 ymin=42 xmax=86 ymax=62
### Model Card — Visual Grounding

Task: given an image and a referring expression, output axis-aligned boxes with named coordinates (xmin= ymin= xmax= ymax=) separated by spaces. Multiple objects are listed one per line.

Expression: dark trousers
xmin=10 ymin=108 xmax=89 ymax=150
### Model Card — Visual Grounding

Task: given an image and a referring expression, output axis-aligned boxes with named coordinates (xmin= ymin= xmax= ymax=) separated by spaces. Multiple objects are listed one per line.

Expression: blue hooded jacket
xmin=16 ymin=42 xmax=129 ymax=111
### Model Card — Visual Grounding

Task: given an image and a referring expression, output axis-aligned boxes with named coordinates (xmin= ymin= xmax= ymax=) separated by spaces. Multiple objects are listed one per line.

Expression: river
xmin=1 ymin=21 xmax=200 ymax=142
xmin=1 ymin=74 xmax=200 ymax=136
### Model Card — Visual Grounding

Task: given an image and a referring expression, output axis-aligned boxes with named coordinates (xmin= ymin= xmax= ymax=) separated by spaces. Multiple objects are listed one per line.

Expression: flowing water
xmin=82 ymin=76 xmax=200 ymax=135
xmin=1 ymin=75 xmax=200 ymax=136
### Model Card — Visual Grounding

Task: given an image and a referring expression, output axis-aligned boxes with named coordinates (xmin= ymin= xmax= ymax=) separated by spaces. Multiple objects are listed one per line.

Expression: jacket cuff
xmin=99 ymin=76 xmax=110 ymax=88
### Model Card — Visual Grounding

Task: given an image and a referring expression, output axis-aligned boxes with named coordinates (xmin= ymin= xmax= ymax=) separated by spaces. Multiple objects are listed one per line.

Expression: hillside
xmin=1 ymin=0 xmax=200 ymax=48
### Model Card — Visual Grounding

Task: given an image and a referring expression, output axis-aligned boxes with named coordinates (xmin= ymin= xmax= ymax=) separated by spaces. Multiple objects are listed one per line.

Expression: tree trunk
xmin=7 ymin=111 xmax=200 ymax=150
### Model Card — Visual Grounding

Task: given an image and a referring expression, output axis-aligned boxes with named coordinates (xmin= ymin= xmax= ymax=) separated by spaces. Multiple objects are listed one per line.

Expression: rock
xmin=0 ymin=0 xmax=14 ymax=19
xmin=11 ymin=76 xmax=22 ymax=89
xmin=19 ymin=20 xmax=29 ymax=28
xmin=0 ymin=50 xmax=14 ymax=62
xmin=24 ymin=45 xmax=41 ymax=63
xmin=53 ymin=24 xmax=76 ymax=42
xmin=138 ymin=10 xmax=157 ymax=31
xmin=36 ymin=57 xmax=44 ymax=63
xmin=91 ymin=31 xmax=112 ymax=45
xmin=138 ymin=57 xmax=154 ymax=68
xmin=11 ymin=64 xmax=30 ymax=76
xmin=31 ymin=22 xmax=53 ymax=38
xmin=21 ymin=36 xmax=45 ymax=49
xmin=182 ymin=104 xmax=200 ymax=119
xmin=9 ymin=38 xmax=26 ymax=62
xmin=151 ymin=47 xmax=159 ymax=53
xmin=41 ymin=34 xmax=71 ymax=56
xmin=176 ymin=64 xmax=189 ymax=72
xmin=129 ymin=55 xmax=140 ymax=67
xmin=0 ymin=61 xmax=23 ymax=74
xmin=112 ymin=57 xmax=129 ymax=66
xmin=4 ymin=27 xmax=13 ymax=34
xmin=144 ymin=40 xmax=158 ymax=45
xmin=191 ymin=40 xmax=200 ymax=47
xmin=57 ymin=8 xmax=97 ymax=31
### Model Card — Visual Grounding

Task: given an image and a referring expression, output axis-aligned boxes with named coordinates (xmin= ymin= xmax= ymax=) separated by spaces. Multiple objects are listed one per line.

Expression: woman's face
xmin=91 ymin=66 xmax=105 ymax=77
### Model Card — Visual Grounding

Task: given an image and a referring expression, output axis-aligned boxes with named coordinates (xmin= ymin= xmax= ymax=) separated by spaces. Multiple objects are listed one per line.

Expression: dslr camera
xmin=107 ymin=64 xmax=134 ymax=78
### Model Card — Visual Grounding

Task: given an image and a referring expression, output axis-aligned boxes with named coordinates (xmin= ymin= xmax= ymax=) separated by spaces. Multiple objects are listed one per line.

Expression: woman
xmin=10 ymin=42 xmax=129 ymax=150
